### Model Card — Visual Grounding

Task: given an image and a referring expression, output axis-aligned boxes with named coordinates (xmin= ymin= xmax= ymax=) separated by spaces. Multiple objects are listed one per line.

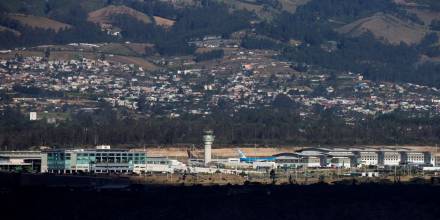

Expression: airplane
xmin=237 ymin=149 xmax=276 ymax=163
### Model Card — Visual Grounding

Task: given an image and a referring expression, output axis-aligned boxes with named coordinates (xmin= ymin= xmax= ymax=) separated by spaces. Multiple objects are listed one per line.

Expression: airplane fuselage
xmin=240 ymin=157 xmax=276 ymax=163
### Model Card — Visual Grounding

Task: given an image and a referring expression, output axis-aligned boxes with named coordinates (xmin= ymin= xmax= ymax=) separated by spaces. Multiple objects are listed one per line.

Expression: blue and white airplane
xmin=237 ymin=149 xmax=276 ymax=163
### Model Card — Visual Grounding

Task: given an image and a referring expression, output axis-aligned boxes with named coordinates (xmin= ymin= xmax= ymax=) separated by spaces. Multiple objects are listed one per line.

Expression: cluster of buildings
xmin=0 ymin=146 xmax=185 ymax=174
xmin=2 ymin=46 xmax=440 ymax=121
xmin=1 ymin=144 xmax=440 ymax=175
xmin=274 ymin=147 xmax=439 ymax=169
xmin=188 ymin=35 xmax=239 ymax=48
xmin=0 ymin=54 xmax=144 ymax=112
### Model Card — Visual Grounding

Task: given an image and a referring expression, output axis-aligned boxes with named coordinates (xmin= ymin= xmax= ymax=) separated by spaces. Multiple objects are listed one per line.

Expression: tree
xmin=430 ymin=20 xmax=440 ymax=31
xmin=137 ymin=94 xmax=148 ymax=112
xmin=194 ymin=50 xmax=224 ymax=62
xmin=44 ymin=48 xmax=51 ymax=60
xmin=99 ymin=52 xmax=105 ymax=61
xmin=144 ymin=46 xmax=156 ymax=56
xmin=270 ymin=169 xmax=276 ymax=184
xmin=44 ymin=1 xmax=51 ymax=15
xmin=273 ymin=94 xmax=296 ymax=109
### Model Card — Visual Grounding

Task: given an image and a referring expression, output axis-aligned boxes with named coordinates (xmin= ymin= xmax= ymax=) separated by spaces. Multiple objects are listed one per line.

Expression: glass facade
xmin=47 ymin=152 xmax=68 ymax=170
xmin=45 ymin=149 xmax=146 ymax=174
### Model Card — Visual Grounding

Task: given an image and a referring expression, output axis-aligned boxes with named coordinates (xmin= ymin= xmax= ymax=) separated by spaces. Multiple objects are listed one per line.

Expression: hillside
xmin=214 ymin=0 xmax=309 ymax=18
xmin=0 ymin=0 xmax=107 ymax=15
xmin=217 ymin=0 xmax=266 ymax=17
xmin=0 ymin=25 xmax=21 ymax=36
xmin=393 ymin=0 xmax=420 ymax=7
xmin=336 ymin=13 xmax=428 ymax=45
xmin=162 ymin=0 xmax=309 ymax=14
xmin=393 ymin=0 xmax=440 ymax=9
xmin=8 ymin=14 xmax=71 ymax=32
xmin=153 ymin=16 xmax=175 ymax=27
xmin=408 ymin=8 xmax=440 ymax=25
xmin=278 ymin=0 xmax=311 ymax=13
xmin=87 ymin=5 xmax=152 ymax=25
xmin=1 ymin=0 xmax=440 ymax=88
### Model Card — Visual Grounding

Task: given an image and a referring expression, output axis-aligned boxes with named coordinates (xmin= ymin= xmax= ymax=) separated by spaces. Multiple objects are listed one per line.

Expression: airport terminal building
xmin=41 ymin=147 xmax=146 ymax=174
xmin=290 ymin=147 xmax=435 ymax=168
xmin=1 ymin=145 xmax=440 ymax=175
xmin=0 ymin=151 xmax=42 ymax=172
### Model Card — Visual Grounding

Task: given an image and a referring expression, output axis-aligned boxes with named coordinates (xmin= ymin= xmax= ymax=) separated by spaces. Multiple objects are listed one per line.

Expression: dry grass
xmin=143 ymin=147 xmax=302 ymax=158
xmin=107 ymin=55 xmax=158 ymax=70
xmin=125 ymin=43 xmax=155 ymax=55
xmin=393 ymin=0 xmax=420 ymax=7
xmin=8 ymin=14 xmax=71 ymax=32
xmin=48 ymin=51 xmax=98 ymax=60
xmin=66 ymin=42 xmax=155 ymax=57
xmin=229 ymin=0 xmax=262 ymax=12
xmin=420 ymin=54 xmax=440 ymax=63
xmin=408 ymin=8 xmax=440 ymax=25
xmin=88 ymin=5 xmax=152 ymax=25
xmin=215 ymin=0 xmax=310 ymax=17
xmin=336 ymin=13 xmax=428 ymax=45
xmin=153 ymin=16 xmax=175 ymax=27
xmin=0 ymin=50 xmax=93 ymax=60
xmin=278 ymin=0 xmax=310 ymax=13
xmin=217 ymin=0 xmax=268 ymax=17
xmin=0 ymin=51 xmax=43 ymax=59
xmin=195 ymin=47 xmax=237 ymax=54
xmin=98 ymin=43 xmax=138 ymax=56
xmin=159 ymin=0 xmax=198 ymax=7
xmin=131 ymin=173 xmax=247 ymax=186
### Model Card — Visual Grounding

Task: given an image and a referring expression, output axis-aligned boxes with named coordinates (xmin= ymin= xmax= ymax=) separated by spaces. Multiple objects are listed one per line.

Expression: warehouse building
xmin=295 ymin=147 xmax=433 ymax=168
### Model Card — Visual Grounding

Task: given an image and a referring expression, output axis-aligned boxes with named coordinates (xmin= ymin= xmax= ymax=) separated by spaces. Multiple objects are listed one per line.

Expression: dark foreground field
xmin=1 ymin=181 xmax=440 ymax=220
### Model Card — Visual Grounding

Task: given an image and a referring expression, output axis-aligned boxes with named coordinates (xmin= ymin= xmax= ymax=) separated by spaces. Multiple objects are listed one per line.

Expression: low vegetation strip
xmin=8 ymin=13 xmax=71 ymax=32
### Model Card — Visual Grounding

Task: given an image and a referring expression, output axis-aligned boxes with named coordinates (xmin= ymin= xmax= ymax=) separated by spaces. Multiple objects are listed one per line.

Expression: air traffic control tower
xmin=203 ymin=130 xmax=215 ymax=165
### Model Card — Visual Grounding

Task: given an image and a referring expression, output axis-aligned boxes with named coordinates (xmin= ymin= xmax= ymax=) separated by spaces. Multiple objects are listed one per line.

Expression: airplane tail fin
xmin=237 ymin=148 xmax=246 ymax=158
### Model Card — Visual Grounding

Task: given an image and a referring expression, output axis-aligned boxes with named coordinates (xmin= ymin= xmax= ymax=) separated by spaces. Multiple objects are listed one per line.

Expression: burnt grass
xmin=1 ymin=182 xmax=440 ymax=220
